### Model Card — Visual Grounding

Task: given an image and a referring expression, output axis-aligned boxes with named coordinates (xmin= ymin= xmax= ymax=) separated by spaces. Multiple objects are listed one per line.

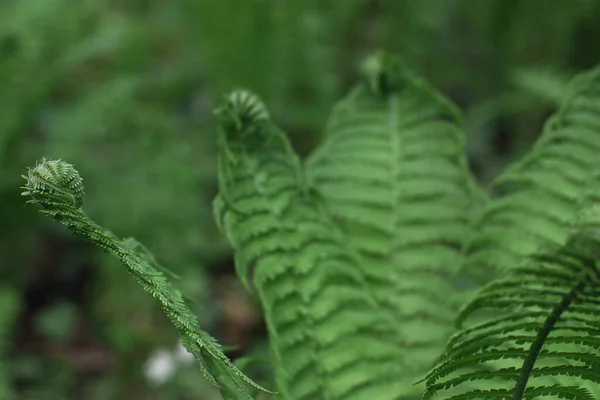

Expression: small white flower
xmin=145 ymin=349 xmax=176 ymax=385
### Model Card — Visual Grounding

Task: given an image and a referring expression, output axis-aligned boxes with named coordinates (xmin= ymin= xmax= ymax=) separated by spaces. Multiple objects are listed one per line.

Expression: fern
xmin=305 ymin=52 xmax=484 ymax=393
xmin=423 ymin=207 xmax=600 ymax=399
xmin=0 ymin=0 xmax=132 ymax=159
xmin=462 ymin=66 xmax=600 ymax=283
xmin=214 ymin=90 xmax=406 ymax=399
xmin=22 ymin=158 xmax=271 ymax=400
xmin=510 ymin=67 xmax=570 ymax=106
xmin=421 ymin=66 xmax=600 ymax=399
xmin=23 ymin=50 xmax=600 ymax=400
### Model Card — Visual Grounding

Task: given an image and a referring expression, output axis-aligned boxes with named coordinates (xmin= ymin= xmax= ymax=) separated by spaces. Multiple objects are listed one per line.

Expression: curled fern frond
xmin=215 ymin=89 xmax=270 ymax=142
xmin=22 ymin=157 xmax=84 ymax=209
xmin=215 ymin=90 xmax=405 ymax=399
xmin=23 ymin=158 xmax=272 ymax=400
xmin=423 ymin=216 xmax=600 ymax=400
xmin=462 ymin=66 xmax=600 ymax=282
xmin=306 ymin=52 xmax=483 ymax=394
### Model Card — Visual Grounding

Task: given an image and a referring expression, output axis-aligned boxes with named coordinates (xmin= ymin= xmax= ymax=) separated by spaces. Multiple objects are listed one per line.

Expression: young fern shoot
xmin=214 ymin=90 xmax=406 ymax=400
xmin=22 ymin=158 xmax=272 ymax=400
xmin=306 ymin=52 xmax=485 ymax=394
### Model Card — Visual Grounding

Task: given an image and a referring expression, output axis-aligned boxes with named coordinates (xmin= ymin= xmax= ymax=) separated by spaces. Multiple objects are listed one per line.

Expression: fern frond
xmin=22 ymin=158 xmax=271 ymax=400
xmin=215 ymin=90 xmax=405 ymax=399
xmin=510 ymin=67 xmax=570 ymax=106
xmin=305 ymin=51 xmax=484 ymax=393
xmin=423 ymin=211 xmax=600 ymax=399
xmin=462 ymin=66 xmax=600 ymax=282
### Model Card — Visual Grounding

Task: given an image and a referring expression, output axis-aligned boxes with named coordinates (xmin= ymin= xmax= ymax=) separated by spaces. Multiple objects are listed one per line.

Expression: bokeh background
xmin=1 ymin=0 xmax=600 ymax=399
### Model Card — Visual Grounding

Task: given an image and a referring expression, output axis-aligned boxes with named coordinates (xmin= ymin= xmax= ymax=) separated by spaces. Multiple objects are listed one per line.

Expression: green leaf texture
xmin=462 ymin=66 xmax=600 ymax=282
xmin=214 ymin=90 xmax=405 ymax=399
xmin=23 ymin=158 xmax=268 ymax=400
xmin=305 ymin=53 xmax=483 ymax=393
xmin=423 ymin=212 xmax=600 ymax=399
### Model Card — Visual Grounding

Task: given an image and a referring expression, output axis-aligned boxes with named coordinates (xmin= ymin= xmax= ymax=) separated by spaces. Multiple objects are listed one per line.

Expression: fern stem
xmin=23 ymin=158 xmax=271 ymax=399
xmin=512 ymin=275 xmax=589 ymax=399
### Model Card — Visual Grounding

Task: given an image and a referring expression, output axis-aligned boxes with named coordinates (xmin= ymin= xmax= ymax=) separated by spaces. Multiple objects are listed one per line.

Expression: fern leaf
xmin=305 ymin=51 xmax=483 ymax=393
xmin=22 ymin=158 xmax=271 ymax=400
xmin=510 ymin=67 xmax=570 ymax=106
xmin=462 ymin=66 xmax=600 ymax=282
xmin=423 ymin=209 xmax=600 ymax=399
xmin=214 ymin=90 xmax=405 ymax=399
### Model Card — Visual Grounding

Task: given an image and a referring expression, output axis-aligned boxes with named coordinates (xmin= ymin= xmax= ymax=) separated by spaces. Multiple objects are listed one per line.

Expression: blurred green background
xmin=1 ymin=0 xmax=599 ymax=399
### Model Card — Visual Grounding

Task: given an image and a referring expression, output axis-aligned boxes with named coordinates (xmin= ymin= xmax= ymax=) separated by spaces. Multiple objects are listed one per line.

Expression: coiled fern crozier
xmin=23 ymin=52 xmax=600 ymax=399
xmin=22 ymin=158 xmax=271 ymax=400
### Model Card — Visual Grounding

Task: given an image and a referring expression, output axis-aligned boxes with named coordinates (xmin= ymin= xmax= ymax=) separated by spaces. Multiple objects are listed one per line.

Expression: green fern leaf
xmin=462 ymin=66 xmax=600 ymax=282
xmin=214 ymin=89 xmax=406 ymax=399
xmin=510 ymin=67 xmax=570 ymax=106
xmin=22 ymin=158 xmax=271 ymax=400
xmin=305 ymin=51 xmax=484 ymax=393
xmin=423 ymin=208 xmax=600 ymax=399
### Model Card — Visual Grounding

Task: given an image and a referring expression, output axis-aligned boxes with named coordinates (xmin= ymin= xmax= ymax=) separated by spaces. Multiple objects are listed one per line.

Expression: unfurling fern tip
xmin=214 ymin=89 xmax=270 ymax=139
xmin=22 ymin=157 xmax=84 ymax=209
xmin=22 ymin=157 xmax=275 ymax=400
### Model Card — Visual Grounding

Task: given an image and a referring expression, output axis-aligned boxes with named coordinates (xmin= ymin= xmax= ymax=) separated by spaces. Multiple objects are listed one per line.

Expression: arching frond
xmin=214 ymin=89 xmax=405 ymax=400
xmin=305 ymin=52 xmax=484 ymax=394
xmin=462 ymin=66 xmax=600 ymax=282
xmin=423 ymin=211 xmax=600 ymax=399
xmin=22 ymin=158 xmax=270 ymax=400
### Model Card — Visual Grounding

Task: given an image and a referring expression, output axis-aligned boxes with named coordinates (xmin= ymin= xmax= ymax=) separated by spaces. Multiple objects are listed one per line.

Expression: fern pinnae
xmin=215 ymin=89 xmax=406 ymax=399
xmin=512 ymin=274 xmax=590 ymax=400
xmin=22 ymin=158 xmax=272 ymax=400
xmin=461 ymin=66 xmax=600 ymax=283
xmin=306 ymin=51 xmax=483 ymax=394
xmin=424 ymin=209 xmax=600 ymax=399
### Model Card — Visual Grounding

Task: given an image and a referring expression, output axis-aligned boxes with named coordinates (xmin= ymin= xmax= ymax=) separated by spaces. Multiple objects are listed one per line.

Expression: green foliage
xmin=509 ymin=67 xmax=570 ymax=106
xmin=0 ymin=288 xmax=20 ymax=400
xmin=10 ymin=1 xmax=600 ymax=398
xmin=462 ymin=66 xmax=600 ymax=283
xmin=423 ymin=209 xmax=600 ymax=399
xmin=24 ymin=52 xmax=600 ymax=399
xmin=214 ymin=90 xmax=405 ymax=399
xmin=306 ymin=52 xmax=484 ymax=394
xmin=22 ymin=158 xmax=271 ymax=400
xmin=211 ymin=54 xmax=600 ymax=399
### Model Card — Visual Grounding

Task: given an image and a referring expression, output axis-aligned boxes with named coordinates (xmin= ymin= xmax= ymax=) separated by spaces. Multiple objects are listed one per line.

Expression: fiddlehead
xmin=24 ymin=157 xmax=84 ymax=209
xmin=23 ymin=158 xmax=272 ymax=400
